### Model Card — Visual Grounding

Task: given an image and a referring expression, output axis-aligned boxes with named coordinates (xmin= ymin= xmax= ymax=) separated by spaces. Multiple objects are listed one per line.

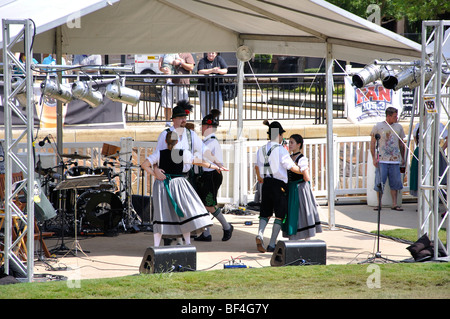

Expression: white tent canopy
xmin=0 ymin=0 xmax=421 ymax=64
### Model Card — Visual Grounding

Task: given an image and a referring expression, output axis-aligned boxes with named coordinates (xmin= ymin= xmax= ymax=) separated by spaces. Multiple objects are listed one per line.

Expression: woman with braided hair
xmin=141 ymin=130 xmax=227 ymax=247
xmin=283 ymin=134 xmax=322 ymax=240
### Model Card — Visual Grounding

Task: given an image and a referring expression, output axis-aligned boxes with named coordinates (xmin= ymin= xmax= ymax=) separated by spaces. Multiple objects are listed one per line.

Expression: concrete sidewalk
xmin=31 ymin=202 xmax=420 ymax=281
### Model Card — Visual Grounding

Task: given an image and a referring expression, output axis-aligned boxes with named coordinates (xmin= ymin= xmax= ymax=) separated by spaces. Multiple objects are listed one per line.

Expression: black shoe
xmin=222 ymin=225 xmax=233 ymax=241
xmin=266 ymin=245 xmax=275 ymax=252
xmin=194 ymin=233 xmax=212 ymax=242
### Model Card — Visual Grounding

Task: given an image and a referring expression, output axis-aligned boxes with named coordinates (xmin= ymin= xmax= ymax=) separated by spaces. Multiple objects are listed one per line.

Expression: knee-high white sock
xmin=258 ymin=217 xmax=269 ymax=238
xmin=183 ymin=232 xmax=191 ymax=245
xmin=269 ymin=219 xmax=282 ymax=247
xmin=213 ymin=208 xmax=230 ymax=230
xmin=202 ymin=228 xmax=211 ymax=237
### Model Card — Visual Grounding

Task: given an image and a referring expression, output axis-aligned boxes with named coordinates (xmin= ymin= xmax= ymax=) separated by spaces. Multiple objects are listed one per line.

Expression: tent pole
xmin=237 ymin=59 xmax=244 ymax=139
xmin=56 ymin=26 xmax=63 ymax=160
xmin=234 ymin=59 xmax=245 ymax=205
xmin=326 ymin=42 xmax=336 ymax=229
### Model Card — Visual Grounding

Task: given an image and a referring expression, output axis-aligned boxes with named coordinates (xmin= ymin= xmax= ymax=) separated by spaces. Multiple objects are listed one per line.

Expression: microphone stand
xmin=50 ymin=160 xmax=73 ymax=256
xmin=360 ymin=136 xmax=397 ymax=264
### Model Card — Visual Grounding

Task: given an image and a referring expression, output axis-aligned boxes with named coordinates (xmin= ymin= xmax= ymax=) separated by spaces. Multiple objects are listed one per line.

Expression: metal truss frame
xmin=2 ymin=19 xmax=36 ymax=282
xmin=418 ymin=21 xmax=450 ymax=259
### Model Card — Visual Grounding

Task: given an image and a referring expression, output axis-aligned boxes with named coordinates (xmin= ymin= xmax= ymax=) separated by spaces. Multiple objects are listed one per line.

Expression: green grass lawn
xmin=378 ymin=228 xmax=447 ymax=245
xmin=1 ymin=228 xmax=448 ymax=303
xmin=0 ymin=263 xmax=448 ymax=299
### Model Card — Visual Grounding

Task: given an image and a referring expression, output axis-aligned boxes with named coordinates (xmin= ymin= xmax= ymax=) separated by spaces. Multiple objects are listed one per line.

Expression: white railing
xmin=19 ymin=135 xmax=411 ymax=207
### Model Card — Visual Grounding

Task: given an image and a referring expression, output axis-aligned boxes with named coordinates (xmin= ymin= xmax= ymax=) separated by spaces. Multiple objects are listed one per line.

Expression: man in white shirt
xmin=154 ymin=100 xmax=222 ymax=181
xmin=255 ymin=120 xmax=303 ymax=252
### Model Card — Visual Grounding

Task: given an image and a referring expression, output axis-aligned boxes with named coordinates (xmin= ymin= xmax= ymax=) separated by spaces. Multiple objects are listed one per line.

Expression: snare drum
xmin=68 ymin=166 xmax=92 ymax=176
xmin=93 ymin=167 xmax=113 ymax=178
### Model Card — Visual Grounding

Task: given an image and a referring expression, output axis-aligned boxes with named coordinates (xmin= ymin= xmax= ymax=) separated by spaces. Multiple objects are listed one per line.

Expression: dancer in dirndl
xmin=283 ymin=134 xmax=322 ymax=240
xmin=141 ymin=130 xmax=227 ymax=247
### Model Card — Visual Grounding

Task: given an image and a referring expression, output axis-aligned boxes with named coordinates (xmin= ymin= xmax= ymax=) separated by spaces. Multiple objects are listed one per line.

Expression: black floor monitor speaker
xmin=270 ymin=240 xmax=326 ymax=266
xmin=139 ymin=245 xmax=196 ymax=274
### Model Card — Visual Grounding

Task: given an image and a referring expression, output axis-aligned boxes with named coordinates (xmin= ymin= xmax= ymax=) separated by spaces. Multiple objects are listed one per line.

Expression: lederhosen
xmin=195 ymin=135 xmax=223 ymax=207
xmin=260 ymin=144 xmax=288 ymax=219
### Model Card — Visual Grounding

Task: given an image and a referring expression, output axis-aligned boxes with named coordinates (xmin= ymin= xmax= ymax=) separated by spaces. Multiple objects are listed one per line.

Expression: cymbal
xmin=61 ymin=152 xmax=91 ymax=160
xmin=106 ymin=151 xmax=131 ymax=158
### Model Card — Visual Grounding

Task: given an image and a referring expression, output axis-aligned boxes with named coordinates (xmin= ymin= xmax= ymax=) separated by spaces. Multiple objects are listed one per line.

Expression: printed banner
xmin=345 ymin=76 xmax=403 ymax=124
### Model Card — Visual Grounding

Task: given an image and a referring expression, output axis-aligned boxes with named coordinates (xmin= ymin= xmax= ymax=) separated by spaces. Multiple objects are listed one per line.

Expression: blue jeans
xmin=374 ymin=162 xmax=403 ymax=192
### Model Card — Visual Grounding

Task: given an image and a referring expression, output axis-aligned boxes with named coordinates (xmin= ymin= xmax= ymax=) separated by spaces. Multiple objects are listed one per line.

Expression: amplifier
xmin=270 ymin=240 xmax=327 ymax=266
xmin=139 ymin=245 xmax=196 ymax=274
xmin=131 ymin=195 xmax=151 ymax=223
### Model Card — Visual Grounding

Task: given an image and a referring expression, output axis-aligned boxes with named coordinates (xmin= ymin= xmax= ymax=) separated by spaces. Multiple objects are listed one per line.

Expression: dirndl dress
xmin=282 ymin=154 xmax=322 ymax=240
xmin=409 ymin=147 xmax=419 ymax=197
xmin=150 ymin=149 xmax=212 ymax=237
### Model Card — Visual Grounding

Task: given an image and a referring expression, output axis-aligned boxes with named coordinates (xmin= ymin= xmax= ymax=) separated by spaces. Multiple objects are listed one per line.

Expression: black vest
xmin=159 ymin=149 xmax=184 ymax=175
xmin=288 ymin=153 xmax=305 ymax=182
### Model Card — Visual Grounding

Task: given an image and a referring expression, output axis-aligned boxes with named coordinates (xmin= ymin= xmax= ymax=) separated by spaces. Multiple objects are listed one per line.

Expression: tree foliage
xmin=327 ymin=0 xmax=450 ymax=23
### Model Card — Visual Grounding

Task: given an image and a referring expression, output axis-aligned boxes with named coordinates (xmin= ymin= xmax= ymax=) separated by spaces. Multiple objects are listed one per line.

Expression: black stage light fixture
xmin=352 ymin=63 xmax=383 ymax=88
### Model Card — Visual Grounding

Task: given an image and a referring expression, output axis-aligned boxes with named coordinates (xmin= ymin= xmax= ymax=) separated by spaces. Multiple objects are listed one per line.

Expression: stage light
xmin=71 ymin=81 xmax=104 ymax=108
xmin=379 ymin=65 xmax=397 ymax=90
xmin=40 ymin=79 xmax=73 ymax=104
xmin=389 ymin=66 xmax=432 ymax=91
xmin=351 ymin=63 xmax=384 ymax=88
xmin=105 ymin=82 xmax=141 ymax=106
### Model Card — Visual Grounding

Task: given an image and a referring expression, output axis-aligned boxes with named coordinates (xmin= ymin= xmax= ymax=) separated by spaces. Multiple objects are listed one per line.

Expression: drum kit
xmin=36 ymin=148 xmax=143 ymax=255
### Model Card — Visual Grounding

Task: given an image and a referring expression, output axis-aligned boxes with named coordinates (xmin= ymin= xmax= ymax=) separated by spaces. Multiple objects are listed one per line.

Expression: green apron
xmin=163 ymin=174 xmax=185 ymax=217
xmin=283 ymin=180 xmax=301 ymax=236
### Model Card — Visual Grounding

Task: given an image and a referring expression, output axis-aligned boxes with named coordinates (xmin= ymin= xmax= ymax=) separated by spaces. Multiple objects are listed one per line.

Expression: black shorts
xmin=260 ymin=177 xmax=288 ymax=219
xmin=195 ymin=170 xmax=223 ymax=207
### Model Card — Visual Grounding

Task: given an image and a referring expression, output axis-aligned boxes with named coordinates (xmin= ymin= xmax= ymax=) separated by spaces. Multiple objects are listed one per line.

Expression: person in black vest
xmin=255 ymin=120 xmax=303 ymax=252
xmin=154 ymin=100 xmax=223 ymax=185
xmin=194 ymin=109 xmax=233 ymax=242
xmin=141 ymin=130 xmax=227 ymax=247
xmin=283 ymin=134 xmax=322 ymax=240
